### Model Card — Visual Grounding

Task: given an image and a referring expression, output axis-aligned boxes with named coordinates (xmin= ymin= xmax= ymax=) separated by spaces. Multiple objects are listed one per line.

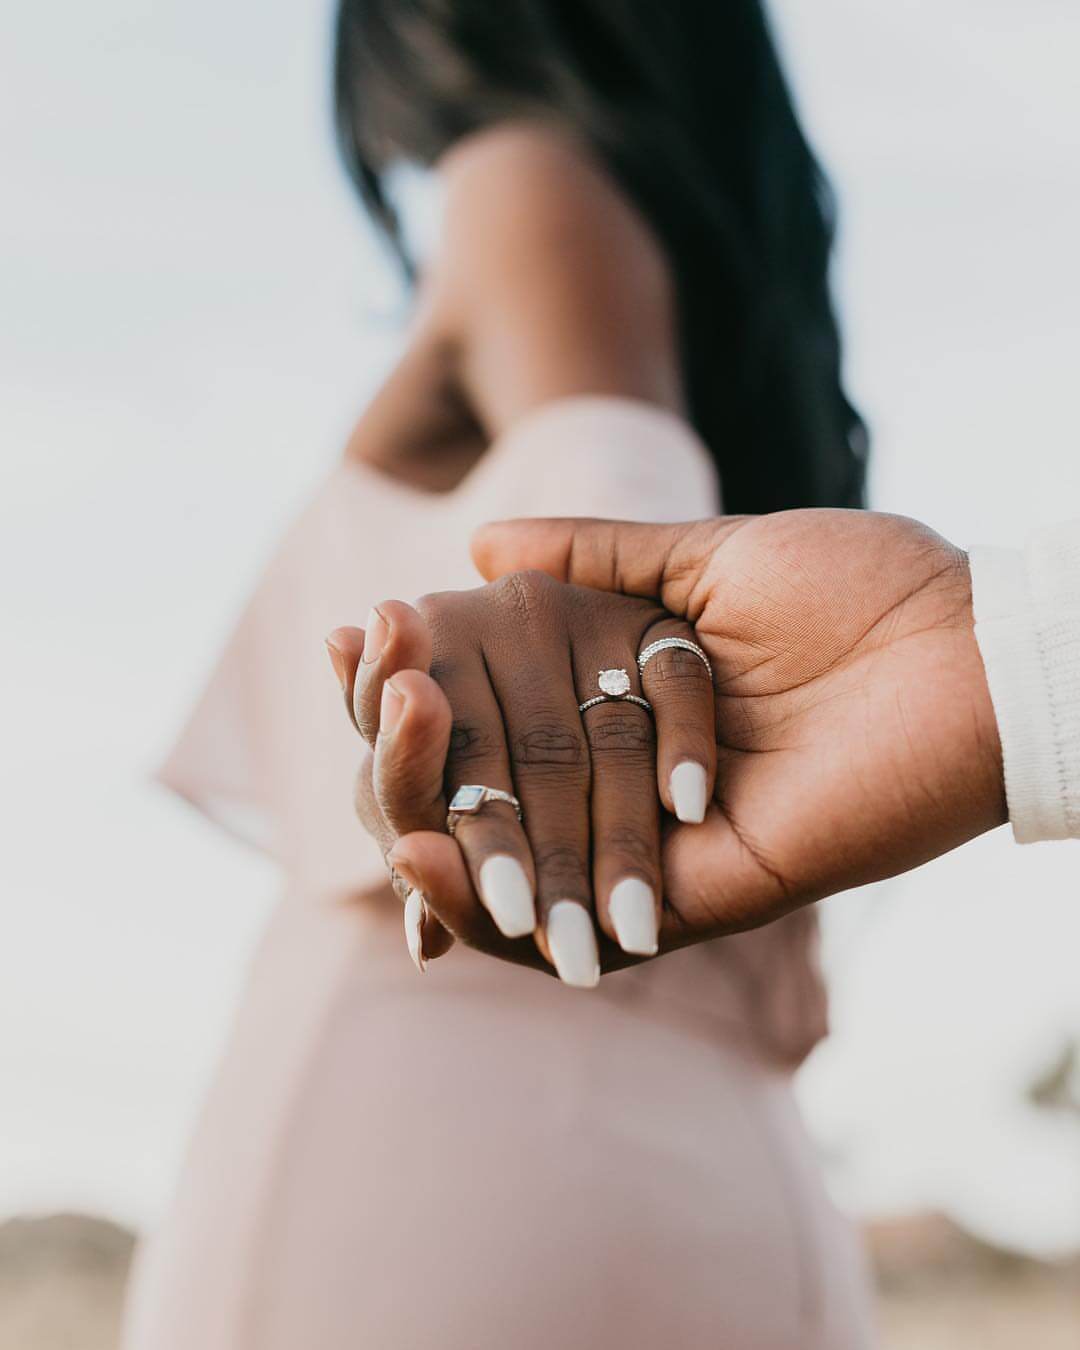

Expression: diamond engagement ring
xmin=637 ymin=637 xmax=713 ymax=681
xmin=577 ymin=667 xmax=654 ymax=716
xmin=446 ymin=784 xmax=524 ymax=836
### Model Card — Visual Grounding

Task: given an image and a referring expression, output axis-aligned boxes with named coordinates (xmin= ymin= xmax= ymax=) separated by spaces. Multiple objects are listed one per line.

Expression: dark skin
xmin=331 ymin=576 xmax=716 ymax=986
xmin=329 ymin=509 xmax=1008 ymax=982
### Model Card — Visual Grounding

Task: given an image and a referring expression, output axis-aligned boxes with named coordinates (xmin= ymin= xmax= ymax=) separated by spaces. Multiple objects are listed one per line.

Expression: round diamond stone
xmin=598 ymin=668 xmax=631 ymax=697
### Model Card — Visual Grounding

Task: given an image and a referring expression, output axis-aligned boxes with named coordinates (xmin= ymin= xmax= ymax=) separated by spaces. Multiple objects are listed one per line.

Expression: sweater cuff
xmin=970 ymin=525 xmax=1080 ymax=843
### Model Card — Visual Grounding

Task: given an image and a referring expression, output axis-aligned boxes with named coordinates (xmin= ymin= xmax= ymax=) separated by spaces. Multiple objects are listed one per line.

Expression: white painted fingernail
xmin=670 ymin=760 xmax=708 ymax=824
xmin=404 ymin=889 xmax=426 ymax=974
xmin=546 ymin=902 xmax=600 ymax=989
xmin=478 ymin=855 xmax=536 ymax=938
xmin=609 ymin=878 xmax=659 ymax=956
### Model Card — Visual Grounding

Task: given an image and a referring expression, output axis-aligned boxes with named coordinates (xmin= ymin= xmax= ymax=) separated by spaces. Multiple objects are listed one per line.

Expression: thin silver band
xmin=446 ymin=785 xmax=523 ymax=837
xmin=637 ymin=637 xmax=713 ymax=681
xmin=577 ymin=693 xmax=654 ymax=716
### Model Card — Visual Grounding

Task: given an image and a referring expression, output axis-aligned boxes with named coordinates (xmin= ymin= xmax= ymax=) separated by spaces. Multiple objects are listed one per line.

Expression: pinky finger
xmin=390 ymin=833 xmax=551 ymax=976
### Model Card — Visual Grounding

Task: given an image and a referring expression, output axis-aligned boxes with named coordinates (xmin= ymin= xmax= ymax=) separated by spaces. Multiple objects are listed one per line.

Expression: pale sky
xmin=2 ymin=0 xmax=1079 ymax=1254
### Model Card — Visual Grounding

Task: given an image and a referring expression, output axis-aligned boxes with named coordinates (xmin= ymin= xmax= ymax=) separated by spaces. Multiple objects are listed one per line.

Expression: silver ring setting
xmin=577 ymin=667 xmax=654 ymax=717
xmin=637 ymin=637 xmax=713 ymax=681
xmin=446 ymin=784 xmax=523 ymax=836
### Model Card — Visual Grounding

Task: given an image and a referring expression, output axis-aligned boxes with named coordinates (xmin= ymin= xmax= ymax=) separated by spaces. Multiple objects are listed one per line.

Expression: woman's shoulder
xmin=430 ymin=120 xmax=672 ymax=318
xmin=437 ymin=121 xmax=625 ymax=212
xmin=347 ymin=119 xmax=686 ymax=484
xmin=423 ymin=120 xmax=681 ymax=432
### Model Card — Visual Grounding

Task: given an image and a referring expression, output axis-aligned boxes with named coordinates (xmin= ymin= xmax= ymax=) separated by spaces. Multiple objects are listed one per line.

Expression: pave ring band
xmin=446 ymin=784 xmax=523 ymax=836
xmin=637 ymin=637 xmax=713 ymax=681
xmin=577 ymin=667 xmax=654 ymax=718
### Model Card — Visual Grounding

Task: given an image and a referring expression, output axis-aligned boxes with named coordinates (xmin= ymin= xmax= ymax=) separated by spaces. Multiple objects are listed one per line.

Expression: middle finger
xmin=477 ymin=576 xmax=599 ymax=988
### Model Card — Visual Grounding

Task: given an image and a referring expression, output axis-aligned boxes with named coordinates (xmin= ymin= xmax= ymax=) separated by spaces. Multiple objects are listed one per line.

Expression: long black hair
xmin=333 ymin=0 xmax=866 ymax=513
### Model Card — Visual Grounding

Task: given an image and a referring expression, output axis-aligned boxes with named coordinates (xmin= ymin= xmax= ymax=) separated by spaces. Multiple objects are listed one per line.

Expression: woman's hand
xmin=327 ymin=572 xmax=717 ymax=987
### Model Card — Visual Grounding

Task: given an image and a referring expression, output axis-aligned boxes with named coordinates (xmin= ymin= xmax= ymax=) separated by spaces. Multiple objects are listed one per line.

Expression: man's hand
xmin=467 ymin=509 xmax=1006 ymax=938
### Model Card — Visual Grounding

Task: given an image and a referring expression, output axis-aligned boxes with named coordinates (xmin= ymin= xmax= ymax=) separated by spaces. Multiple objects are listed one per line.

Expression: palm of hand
xmin=655 ymin=510 xmax=1005 ymax=941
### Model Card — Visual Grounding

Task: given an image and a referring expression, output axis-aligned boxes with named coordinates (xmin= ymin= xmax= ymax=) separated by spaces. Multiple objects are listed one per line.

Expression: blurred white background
xmin=2 ymin=0 xmax=1078 ymax=1256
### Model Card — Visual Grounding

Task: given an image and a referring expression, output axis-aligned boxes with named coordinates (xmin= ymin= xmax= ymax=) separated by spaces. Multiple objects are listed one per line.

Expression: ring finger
xmin=573 ymin=647 xmax=663 ymax=958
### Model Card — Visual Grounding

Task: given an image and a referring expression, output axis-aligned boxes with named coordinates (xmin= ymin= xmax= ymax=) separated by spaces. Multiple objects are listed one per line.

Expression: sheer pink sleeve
xmin=157 ymin=592 xmax=281 ymax=860
xmin=156 ymin=468 xmax=393 ymax=896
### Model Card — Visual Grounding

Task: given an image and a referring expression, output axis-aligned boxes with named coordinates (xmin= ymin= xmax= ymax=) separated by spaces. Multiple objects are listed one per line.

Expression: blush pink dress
xmin=122 ymin=398 xmax=875 ymax=1350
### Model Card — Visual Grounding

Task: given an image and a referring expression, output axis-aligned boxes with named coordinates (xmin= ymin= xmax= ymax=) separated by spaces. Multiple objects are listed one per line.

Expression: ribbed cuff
xmin=970 ymin=530 xmax=1080 ymax=843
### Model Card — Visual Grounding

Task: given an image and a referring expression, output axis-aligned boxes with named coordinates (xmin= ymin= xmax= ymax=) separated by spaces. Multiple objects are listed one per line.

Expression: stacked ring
xmin=637 ymin=637 xmax=713 ymax=681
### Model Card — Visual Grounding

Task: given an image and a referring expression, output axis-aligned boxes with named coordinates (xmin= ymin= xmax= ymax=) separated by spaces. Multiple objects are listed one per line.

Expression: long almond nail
xmin=363 ymin=606 xmax=389 ymax=664
xmin=609 ymin=878 xmax=659 ymax=956
xmin=478 ymin=855 xmax=536 ymax=938
xmin=670 ymin=761 xmax=708 ymax=824
xmin=546 ymin=902 xmax=600 ymax=989
xmin=404 ymin=889 xmax=426 ymax=974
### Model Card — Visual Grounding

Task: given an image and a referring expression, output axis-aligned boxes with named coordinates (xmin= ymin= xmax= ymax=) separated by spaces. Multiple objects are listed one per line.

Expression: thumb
xmin=470 ymin=516 xmax=740 ymax=617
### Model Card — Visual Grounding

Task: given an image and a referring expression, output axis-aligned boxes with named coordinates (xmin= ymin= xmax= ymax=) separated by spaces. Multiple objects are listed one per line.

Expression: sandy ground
xmin=0 ymin=1216 xmax=132 ymax=1350
xmin=879 ymin=1282 xmax=1080 ymax=1350
xmin=1 ymin=1213 xmax=1077 ymax=1350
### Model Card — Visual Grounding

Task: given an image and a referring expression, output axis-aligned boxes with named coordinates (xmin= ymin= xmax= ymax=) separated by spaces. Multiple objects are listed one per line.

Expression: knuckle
xmin=584 ymin=707 xmax=655 ymax=763
xmin=447 ymin=719 xmax=503 ymax=765
xmin=512 ymin=720 xmax=588 ymax=774
xmin=491 ymin=569 xmax=558 ymax=620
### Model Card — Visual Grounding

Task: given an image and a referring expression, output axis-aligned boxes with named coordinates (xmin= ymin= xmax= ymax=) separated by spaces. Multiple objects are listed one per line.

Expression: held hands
xmin=473 ymin=509 xmax=1007 ymax=930
xmin=330 ymin=508 xmax=1008 ymax=985
xmin=328 ymin=580 xmax=718 ymax=986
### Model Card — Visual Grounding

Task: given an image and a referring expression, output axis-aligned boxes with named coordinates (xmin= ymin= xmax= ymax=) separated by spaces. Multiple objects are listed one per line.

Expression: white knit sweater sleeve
xmin=970 ymin=522 xmax=1080 ymax=842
